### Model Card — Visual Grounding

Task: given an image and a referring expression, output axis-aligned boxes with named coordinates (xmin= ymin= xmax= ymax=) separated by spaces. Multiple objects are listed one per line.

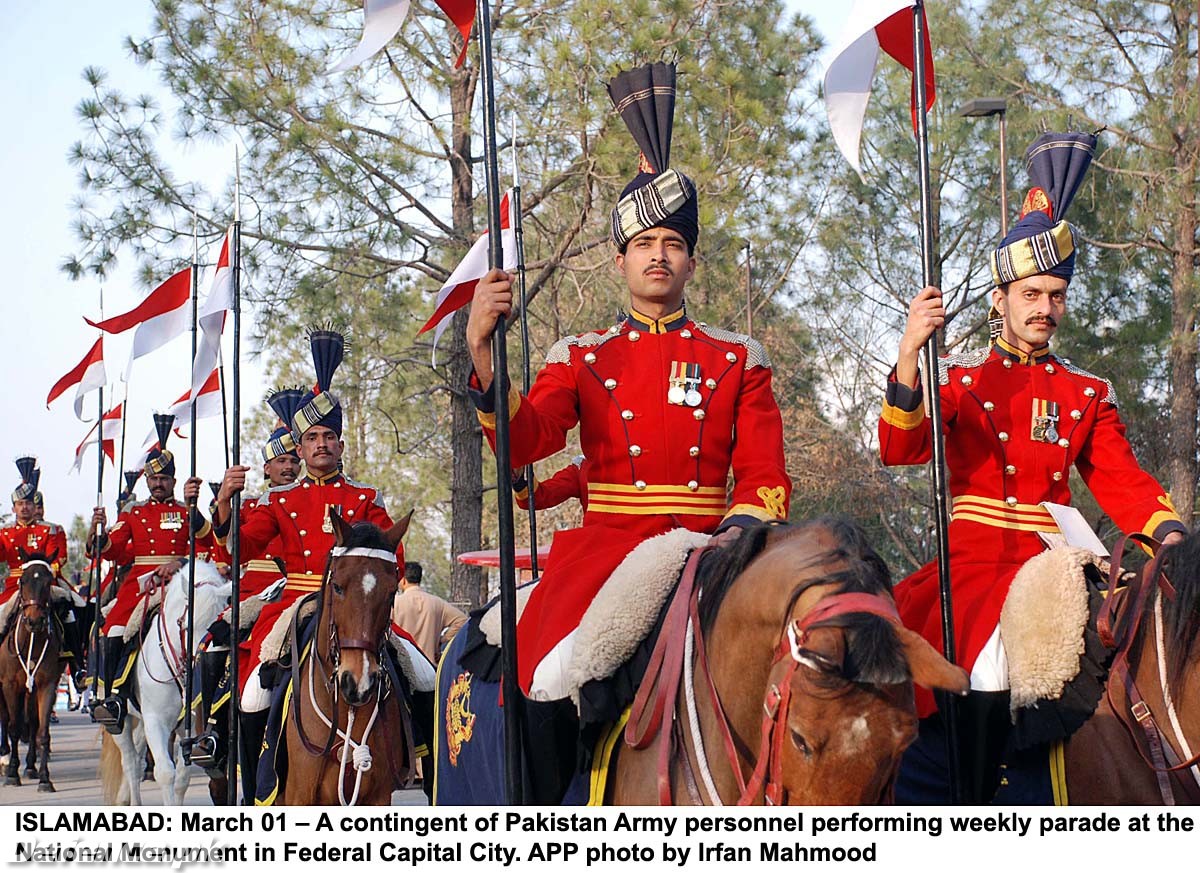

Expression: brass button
xmin=621 ymin=410 xmax=634 ymax=421
xmin=358 ymin=494 xmax=366 ymax=500
xmin=689 ymin=446 xmax=699 ymax=457
xmin=998 ymin=432 xmax=1009 ymax=442
xmin=604 ymin=378 xmax=617 ymax=390
xmin=693 ymin=409 xmax=706 ymax=420
xmin=628 ymin=331 xmax=640 ymax=342
xmin=680 ymin=329 xmax=692 ymax=339
xmin=687 ymin=481 xmax=699 ymax=492
xmin=1003 ymin=359 xmax=1013 ymax=369
xmin=1005 ymin=496 xmax=1018 ymax=507
xmin=303 ymin=549 xmax=311 ymax=557
xmin=584 ymin=352 xmax=597 ymax=365
xmin=1070 ymin=409 xmax=1082 ymax=421
xmin=347 ymin=510 xmax=354 ymax=517
xmin=1058 ymin=438 xmax=1070 ymax=449
xmin=1053 ymin=472 xmax=1063 ymax=481
xmin=1084 ymin=387 xmax=1096 ymax=398
xmin=299 ymin=530 xmax=307 ymax=536
xmin=629 ymin=445 xmax=642 ymax=457
xmin=290 ymin=512 xmax=298 ymax=519
xmin=983 ymin=401 xmax=995 ymax=412
xmin=1005 ymin=465 xmax=1016 ymax=475
xmin=961 ymin=375 xmax=973 ymax=387
xmin=1045 ymin=363 xmax=1056 ymax=374
xmin=725 ymin=352 xmax=737 ymax=363
xmin=635 ymin=481 xmax=647 ymax=491
xmin=333 ymin=482 xmax=342 ymax=488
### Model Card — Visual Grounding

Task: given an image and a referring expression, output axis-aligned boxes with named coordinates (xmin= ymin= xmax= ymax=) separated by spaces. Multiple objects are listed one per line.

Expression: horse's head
xmin=15 ymin=548 xmax=58 ymax=634
xmin=161 ymin=561 xmax=233 ymax=656
xmin=324 ymin=507 xmax=412 ymax=706
xmin=700 ymin=519 xmax=967 ymax=805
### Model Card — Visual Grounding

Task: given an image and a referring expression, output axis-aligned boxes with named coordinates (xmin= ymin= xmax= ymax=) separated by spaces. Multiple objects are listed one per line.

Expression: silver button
xmin=689 ymin=446 xmax=699 ymax=457
xmin=347 ymin=510 xmax=354 ymax=517
xmin=687 ymin=480 xmax=699 ymax=492
xmin=1070 ymin=409 xmax=1082 ymax=420
xmin=693 ymin=409 xmax=706 ymax=420
xmin=1005 ymin=496 xmax=1018 ymax=507
xmin=961 ymin=375 xmax=973 ymax=387
xmin=680 ymin=329 xmax=692 ymax=339
xmin=1005 ymin=465 xmax=1016 ymax=475
xmin=279 ymin=497 xmax=286 ymax=504
xmin=303 ymin=549 xmax=311 ymax=557
xmin=983 ymin=401 xmax=995 ymax=412
xmin=604 ymin=378 xmax=617 ymax=390
xmin=1058 ymin=438 xmax=1070 ymax=449
xmin=1084 ymin=387 xmax=1096 ymax=398
xmin=290 ymin=512 xmax=298 ymax=519
xmin=333 ymin=481 xmax=342 ymax=488
xmin=998 ymin=432 xmax=1009 ymax=442
xmin=725 ymin=352 xmax=737 ymax=363
xmin=621 ymin=410 xmax=634 ymax=421
xmin=1045 ymin=363 xmax=1056 ymax=374
xmin=705 ymin=378 xmax=717 ymax=390
xmin=358 ymin=494 xmax=366 ymax=500
xmin=299 ymin=530 xmax=307 ymax=536
xmin=629 ymin=445 xmax=642 ymax=457
xmin=628 ymin=331 xmax=640 ymax=342
xmin=303 ymin=483 xmax=310 ymax=489
xmin=1053 ymin=472 xmax=1063 ymax=481
xmin=1003 ymin=359 xmax=1013 ymax=369
xmin=584 ymin=352 xmax=597 ymax=364
xmin=635 ymin=481 xmax=647 ymax=491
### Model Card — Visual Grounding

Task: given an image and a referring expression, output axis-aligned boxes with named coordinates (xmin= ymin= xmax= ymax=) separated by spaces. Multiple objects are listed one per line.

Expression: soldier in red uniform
xmin=466 ymin=63 xmax=790 ymax=800
xmin=187 ymin=388 xmax=304 ymax=773
xmin=210 ymin=330 xmax=405 ymax=792
xmin=879 ymin=131 xmax=1187 ymax=803
xmin=86 ymin=417 xmax=212 ymax=732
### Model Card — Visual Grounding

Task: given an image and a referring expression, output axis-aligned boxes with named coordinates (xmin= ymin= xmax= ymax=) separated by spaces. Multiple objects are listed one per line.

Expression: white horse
xmin=101 ymin=562 xmax=231 ymax=805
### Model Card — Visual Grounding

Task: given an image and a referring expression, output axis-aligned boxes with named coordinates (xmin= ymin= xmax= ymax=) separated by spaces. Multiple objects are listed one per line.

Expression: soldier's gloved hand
xmin=183 ymin=477 xmax=203 ymax=503
xmin=708 ymin=525 xmax=744 ymax=549
xmin=153 ymin=560 xmax=183 ymax=585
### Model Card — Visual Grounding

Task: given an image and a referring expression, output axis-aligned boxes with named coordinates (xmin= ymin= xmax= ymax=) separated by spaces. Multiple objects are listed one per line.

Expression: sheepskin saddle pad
xmin=478 ymin=527 xmax=711 ymax=705
xmin=1000 ymin=546 xmax=1113 ymax=748
xmin=122 ymin=587 xmax=167 ymax=644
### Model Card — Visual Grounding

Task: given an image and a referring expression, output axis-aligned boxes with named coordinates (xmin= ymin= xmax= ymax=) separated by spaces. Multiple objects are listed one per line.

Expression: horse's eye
xmin=331 ymin=583 xmax=345 ymax=596
xmin=791 ymin=730 xmax=812 ymax=758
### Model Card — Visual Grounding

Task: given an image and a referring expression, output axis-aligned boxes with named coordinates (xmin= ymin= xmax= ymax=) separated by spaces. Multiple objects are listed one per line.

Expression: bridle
xmin=288 ymin=545 xmax=414 ymax=805
xmin=9 ymin=562 xmax=58 ymax=693
xmin=1098 ymin=534 xmax=1200 ymax=805
xmin=626 ymin=546 xmax=903 ymax=805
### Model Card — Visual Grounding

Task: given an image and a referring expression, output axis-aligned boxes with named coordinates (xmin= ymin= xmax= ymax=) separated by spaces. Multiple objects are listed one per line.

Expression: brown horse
xmin=0 ymin=551 xmax=66 ymax=791
xmin=1065 ymin=531 xmax=1200 ymax=804
xmin=608 ymin=519 xmax=969 ymax=805
xmin=278 ymin=511 xmax=415 ymax=805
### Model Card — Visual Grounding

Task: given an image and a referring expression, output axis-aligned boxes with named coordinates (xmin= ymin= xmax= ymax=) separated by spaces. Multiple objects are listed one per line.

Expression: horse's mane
xmin=697 ymin=517 xmax=907 ymax=687
xmin=1158 ymin=532 xmax=1200 ymax=689
xmin=338 ymin=522 xmax=392 ymax=553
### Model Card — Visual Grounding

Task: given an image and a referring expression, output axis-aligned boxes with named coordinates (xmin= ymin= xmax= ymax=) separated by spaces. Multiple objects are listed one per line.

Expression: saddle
xmin=473 ymin=528 xmax=709 ymax=708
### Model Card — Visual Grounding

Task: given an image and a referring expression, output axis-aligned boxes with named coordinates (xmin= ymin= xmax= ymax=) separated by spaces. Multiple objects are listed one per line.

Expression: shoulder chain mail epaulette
xmin=693 ymin=323 xmax=772 ymax=370
xmin=1058 ymin=359 xmax=1119 ymax=407
xmin=545 ymin=326 xmax=624 ymax=366
xmin=259 ymin=480 xmax=303 ymax=506
xmin=937 ymin=347 xmax=991 ymax=385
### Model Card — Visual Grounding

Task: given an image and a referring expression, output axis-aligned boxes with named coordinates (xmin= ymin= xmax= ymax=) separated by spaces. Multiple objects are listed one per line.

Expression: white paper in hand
xmin=1038 ymin=502 xmax=1110 ymax=556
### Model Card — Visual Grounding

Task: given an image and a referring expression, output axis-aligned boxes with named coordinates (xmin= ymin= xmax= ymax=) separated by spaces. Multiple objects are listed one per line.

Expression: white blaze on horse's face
xmin=361 ymin=572 xmax=377 ymax=596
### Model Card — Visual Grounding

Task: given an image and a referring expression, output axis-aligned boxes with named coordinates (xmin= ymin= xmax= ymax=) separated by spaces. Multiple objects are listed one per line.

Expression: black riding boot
xmin=92 ymin=637 xmax=130 ymax=735
xmin=183 ymin=650 xmax=231 ymax=769
xmin=60 ymin=613 xmax=88 ymax=691
xmin=239 ymin=709 xmax=270 ymax=805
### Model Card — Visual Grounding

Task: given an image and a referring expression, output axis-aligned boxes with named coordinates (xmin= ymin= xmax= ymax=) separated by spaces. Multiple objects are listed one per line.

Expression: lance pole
xmin=477 ymin=0 xmax=525 ymax=804
xmin=913 ymin=0 xmax=962 ymax=804
xmin=89 ymin=289 xmax=107 ymax=702
xmin=217 ymin=346 xmax=231 ymax=469
xmin=226 ymin=150 xmax=244 ymax=805
xmin=744 ymin=242 xmax=753 ymax=337
xmin=117 ymin=382 xmax=130 ymax=495
xmin=185 ymin=211 xmax=200 ymax=750
xmin=511 ymin=115 xmax=539 ymax=580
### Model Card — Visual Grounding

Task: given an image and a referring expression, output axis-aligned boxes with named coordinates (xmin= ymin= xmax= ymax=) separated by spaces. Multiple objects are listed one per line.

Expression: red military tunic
xmin=0 ymin=521 xmax=68 ymax=605
xmin=219 ymin=470 xmax=398 ymax=685
xmin=473 ymin=307 xmax=791 ymax=693
xmin=879 ymin=337 xmax=1186 ymax=717
xmin=92 ymin=498 xmax=215 ymax=633
xmin=515 ymin=458 xmax=589 ymax=512
xmin=210 ymin=495 xmax=286 ymax=601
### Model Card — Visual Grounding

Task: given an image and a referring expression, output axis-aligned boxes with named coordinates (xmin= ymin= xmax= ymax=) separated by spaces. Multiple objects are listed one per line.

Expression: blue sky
xmin=0 ymin=2 xmax=843 ymax=522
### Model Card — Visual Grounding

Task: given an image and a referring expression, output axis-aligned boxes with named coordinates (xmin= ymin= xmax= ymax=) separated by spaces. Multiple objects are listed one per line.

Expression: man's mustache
xmin=644 ymin=264 xmax=673 ymax=276
xmin=1026 ymin=316 xmax=1057 ymax=327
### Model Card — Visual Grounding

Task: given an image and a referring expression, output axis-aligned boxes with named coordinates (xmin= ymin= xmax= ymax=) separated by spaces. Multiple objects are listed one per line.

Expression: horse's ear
xmin=383 ymin=509 xmax=414 ymax=553
xmin=798 ymin=626 xmax=846 ymax=672
xmin=894 ymin=624 xmax=970 ymax=693
xmin=329 ymin=506 xmax=354 ymax=546
xmin=16 ymin=546 xmax=29 ymax=563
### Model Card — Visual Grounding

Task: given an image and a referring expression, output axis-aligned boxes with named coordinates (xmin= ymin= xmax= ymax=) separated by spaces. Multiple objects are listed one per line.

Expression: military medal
xmin=1031 ymin=398 xmax=1061 ymax=444
xmin=322 ymin=504 xmax=342 ymax=534
xmin=670 ymin=361 xmax=703 ymax=407
xmin=26 ymin=534 xmax=38 ymax=549
xmin=159 ymin=511 xmax=183 ymax=531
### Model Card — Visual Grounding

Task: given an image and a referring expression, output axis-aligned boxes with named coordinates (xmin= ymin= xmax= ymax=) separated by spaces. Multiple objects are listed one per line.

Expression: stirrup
xmin=92 ymin=698 xmax=125 ymax=735
xmin=182 ymin=733 xmax=223 ymax=770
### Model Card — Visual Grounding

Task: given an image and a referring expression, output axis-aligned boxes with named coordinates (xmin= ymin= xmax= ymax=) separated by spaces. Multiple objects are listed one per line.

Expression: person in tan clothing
xmin=390 ymin=563 xmax=467 ymax=662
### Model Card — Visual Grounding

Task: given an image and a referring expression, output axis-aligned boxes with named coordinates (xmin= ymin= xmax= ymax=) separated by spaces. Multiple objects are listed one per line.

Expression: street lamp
xmin=958 ymin=97 xmax=1009 ymax=235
